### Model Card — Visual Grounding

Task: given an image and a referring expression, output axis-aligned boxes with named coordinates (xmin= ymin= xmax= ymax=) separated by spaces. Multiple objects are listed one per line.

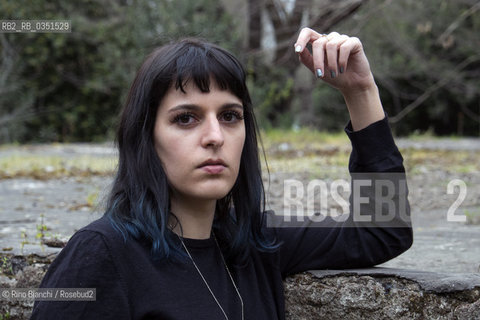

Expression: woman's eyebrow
xmin=221 ymin=103 xmax=244 ymax=111
xmin=168 ymin=103 xmax=244 ymax=113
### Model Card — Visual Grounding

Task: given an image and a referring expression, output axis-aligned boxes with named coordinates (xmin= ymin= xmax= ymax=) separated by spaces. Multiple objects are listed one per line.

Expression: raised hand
xmin=294 ymin=27 xmax=384 ymax=130
xmin=294 ymin=27 xmax=376 ymax=95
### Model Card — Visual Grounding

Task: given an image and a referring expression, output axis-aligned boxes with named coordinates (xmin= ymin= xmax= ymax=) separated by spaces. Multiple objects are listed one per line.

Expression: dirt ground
xmin=1 ymin=139 xmax=479 ymax=273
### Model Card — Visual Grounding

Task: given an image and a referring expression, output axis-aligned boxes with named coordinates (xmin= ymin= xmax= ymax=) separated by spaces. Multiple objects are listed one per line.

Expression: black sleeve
xmin=30 ymin=231 xmax=131 ymax=320
xmin=345 ymin=114 xmax=404 ymax=173
xmin=273 ymin=115 xmax=413 ymax=278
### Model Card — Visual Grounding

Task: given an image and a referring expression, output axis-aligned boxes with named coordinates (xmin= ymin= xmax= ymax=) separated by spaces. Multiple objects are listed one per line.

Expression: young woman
xmin=31 ymin=28 xmax=412 ymax=320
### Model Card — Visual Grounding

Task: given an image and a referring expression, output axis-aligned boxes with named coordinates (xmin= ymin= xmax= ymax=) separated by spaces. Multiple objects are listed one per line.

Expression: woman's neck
xmin=169 ymin=195 xmax=216 ymax=239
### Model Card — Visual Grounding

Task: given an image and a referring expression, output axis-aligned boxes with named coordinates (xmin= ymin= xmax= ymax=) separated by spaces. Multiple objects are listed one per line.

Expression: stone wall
xmin=1 ymin=254 xmax=480 ymax=319
xmin=0 ymin=254 xmax=52 ymax=320
xmin=285 ymin=269 xmax=480 ymax=319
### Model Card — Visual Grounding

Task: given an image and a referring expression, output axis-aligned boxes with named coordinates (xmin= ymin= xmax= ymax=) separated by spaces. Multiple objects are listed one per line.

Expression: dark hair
xmin=105 ymin=38 xmax=277 ymax=264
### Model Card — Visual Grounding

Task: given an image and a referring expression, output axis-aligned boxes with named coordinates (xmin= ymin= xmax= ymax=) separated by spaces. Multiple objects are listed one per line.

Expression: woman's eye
xmin=221 ymin=111 xmax=244 ymax=123
xmin=173 ymin=113 xmax=197 ymax=125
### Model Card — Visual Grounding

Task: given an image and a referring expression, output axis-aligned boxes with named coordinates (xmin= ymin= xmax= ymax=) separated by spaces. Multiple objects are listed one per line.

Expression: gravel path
xmin=396 ymin=137 xmax=480 ymax=151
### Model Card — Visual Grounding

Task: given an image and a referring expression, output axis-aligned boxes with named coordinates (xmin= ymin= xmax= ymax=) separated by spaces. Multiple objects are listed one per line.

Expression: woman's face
xmin=154 ymin=80 xmax=245 ymax=204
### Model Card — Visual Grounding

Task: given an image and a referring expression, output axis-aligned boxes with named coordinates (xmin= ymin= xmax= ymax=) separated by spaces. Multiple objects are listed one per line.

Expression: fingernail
xmin=295 ymin=45 xmax=302 ymax=53
xmin=340 ymin=67 xmax=344 ymax=74
xmin=316 ymin=69 xmax=323 ymax=78
xmin=330 ymin=70 xmax=336 ymax=78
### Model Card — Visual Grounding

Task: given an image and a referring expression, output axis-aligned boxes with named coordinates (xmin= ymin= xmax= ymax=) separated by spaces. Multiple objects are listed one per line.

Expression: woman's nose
xmin=200 ymin=116 xmax=224 ymax=148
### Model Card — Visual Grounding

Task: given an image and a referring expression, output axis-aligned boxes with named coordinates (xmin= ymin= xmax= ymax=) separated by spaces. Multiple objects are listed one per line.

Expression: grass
xmin=406 ymin=129 xmax=466 ymax=141
xmin=401 ymin=149 xmax=480 ymax=173
xmin=0 ymin=312 xmax=11 ymax=320
xmin=259 ymin=128 xmax=351 ymax=175
xmin=260 ymin=128 xmax=348 ymax=150
xmin=0 ymin=132 xmax=478 ymax=179
xmin=262 ymin=154 xmax=350 ymax=178
xmin=465 ymin=208 xmax=480 ymax=225
xmin=0 ymin=256 xmax=13 ymax=276
xmin=0 ymin=154 xmax=117 ymax=179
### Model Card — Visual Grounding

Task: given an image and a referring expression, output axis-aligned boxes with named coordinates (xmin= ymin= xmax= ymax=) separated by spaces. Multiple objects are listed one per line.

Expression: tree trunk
xmin=249 ymin=0 xmax=367 ymax=126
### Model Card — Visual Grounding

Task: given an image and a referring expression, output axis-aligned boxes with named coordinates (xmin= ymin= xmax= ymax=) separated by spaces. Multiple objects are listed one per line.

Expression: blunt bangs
xmin=172 ymin=39 xmax=249 ymax=105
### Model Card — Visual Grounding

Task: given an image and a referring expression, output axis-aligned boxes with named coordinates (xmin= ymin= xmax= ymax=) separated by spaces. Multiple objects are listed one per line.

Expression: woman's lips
xmin=201 ymin=165 xmax=225 ymax=174
xmin=198 ymin=160 xmax=227 ymax=174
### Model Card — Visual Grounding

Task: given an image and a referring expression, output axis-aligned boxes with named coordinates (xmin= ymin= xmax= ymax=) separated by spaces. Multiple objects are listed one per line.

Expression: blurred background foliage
xmin=0 ymin=0 xmax=479 ymax=143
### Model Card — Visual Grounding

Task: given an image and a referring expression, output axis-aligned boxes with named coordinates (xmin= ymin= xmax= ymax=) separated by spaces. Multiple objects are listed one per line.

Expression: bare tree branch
xmin=437 ymin=1 xmax=480 ymax=46
xmin=460 ymin=103 xmax=480 ymax=123
xmin=310 ymin=0 xmax=364 ymax=32
xmin=389 ymin=55 xmax=480 ymax=123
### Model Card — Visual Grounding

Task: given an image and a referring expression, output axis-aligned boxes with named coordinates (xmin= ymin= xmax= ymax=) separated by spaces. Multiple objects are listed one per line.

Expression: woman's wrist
xmin=342 ymin=82 xmax=385 ymax=131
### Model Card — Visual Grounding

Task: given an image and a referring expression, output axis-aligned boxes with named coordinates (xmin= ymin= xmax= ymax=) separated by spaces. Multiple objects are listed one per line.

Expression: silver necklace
xmin=178 ymin=233 xmax=244 ymax=320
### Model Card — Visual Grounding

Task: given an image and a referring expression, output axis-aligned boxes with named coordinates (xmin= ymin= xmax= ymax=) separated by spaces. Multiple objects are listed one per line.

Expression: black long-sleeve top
xmin=31 ymin=116 xmax=413 ymax=320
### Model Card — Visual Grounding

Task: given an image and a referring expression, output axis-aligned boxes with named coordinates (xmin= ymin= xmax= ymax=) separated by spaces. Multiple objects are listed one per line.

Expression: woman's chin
xmin=169 ymin=178 xmax=236 ymax=202
xmin=197 ymin=180 xmax=235 ymax=198
xmin=200 ymin=189 xmax=231 ymax=201
xmin=175 ymin=186 xmax=232 ymax=202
